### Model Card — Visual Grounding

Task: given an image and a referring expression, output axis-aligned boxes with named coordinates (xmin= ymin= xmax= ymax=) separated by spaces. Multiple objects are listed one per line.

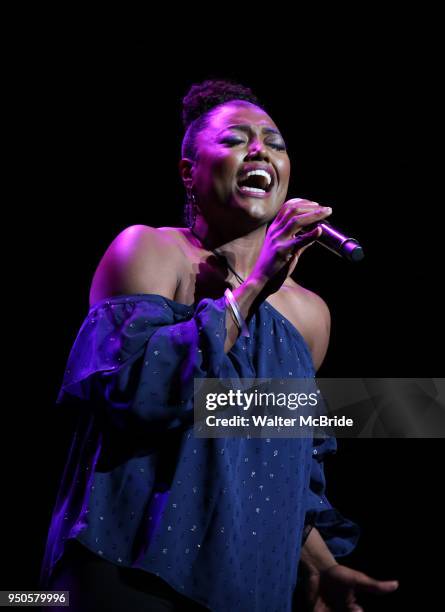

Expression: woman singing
xmin=41 ymin=80 xmax=398 ymax=611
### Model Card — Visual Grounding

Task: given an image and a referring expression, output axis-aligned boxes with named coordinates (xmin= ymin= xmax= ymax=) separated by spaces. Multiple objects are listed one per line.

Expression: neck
xmin=190 ymin=215 xmax=268 ymax=281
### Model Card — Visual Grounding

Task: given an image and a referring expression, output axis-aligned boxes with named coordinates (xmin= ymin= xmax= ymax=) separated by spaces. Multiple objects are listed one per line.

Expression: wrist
xmin=309 ymin=561 xmax=340 ymax=577
xmin=245 ymin=273 xmax=270 ymax=293
xmin=231 ymin=276 xmax=270 ymax=308
xmin=300 ymin=527 xmax=339 ymax=576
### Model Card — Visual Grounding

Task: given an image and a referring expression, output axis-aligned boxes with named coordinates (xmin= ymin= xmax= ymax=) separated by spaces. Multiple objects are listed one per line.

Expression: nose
xmin=246 ymin=137 xmax=269 ymax=161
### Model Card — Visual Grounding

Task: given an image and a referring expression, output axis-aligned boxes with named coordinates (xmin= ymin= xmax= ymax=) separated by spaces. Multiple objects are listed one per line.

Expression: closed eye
xmin=222 ymin=138 xmax=245 ymax=146
xmin=222 ymin=138 xmax=286 ymax=151
xmin=268 ymin=142 xmax=286 ymax=151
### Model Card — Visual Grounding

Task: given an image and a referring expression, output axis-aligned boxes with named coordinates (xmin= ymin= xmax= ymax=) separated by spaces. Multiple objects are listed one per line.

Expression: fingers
xmin=284 ymin=226 xmax=322 ymax=252
xmin=314 ymin=596 xmax=363 ymax=612
xmin=297 ymin=239 xmax=317 ymax=257
xmin=273 ymin=198 xmax=320 ymax=227
xmin=345 ymin=594 xmax=363 ymax=612
xmin=277 ymin=198 xmax=330 ymax=217
xmin=277 ymin=228 xmax=320 ymax=270
xmin=313 ymin=600 xmax=330 ymax=612
xmin=267 ymin=198 xmax=330 ymax=274
xmin=273 ymin=203 xmax=315 ymax=229
xmin=354 ymin=572 xmax=399 ymax=595
xmin=282 ymin=207 xmax=331 ymax=238
xmin=273 ymin=199 xmax=332 ymax=239
xmin=274 ymin=198 xmax=315 ymax=223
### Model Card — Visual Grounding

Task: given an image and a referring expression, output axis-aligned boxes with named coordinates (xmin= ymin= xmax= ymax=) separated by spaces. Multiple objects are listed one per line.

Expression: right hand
xmin=250 ymin=198 xmax=333 ymax=292
xmin=306 ymin=564 xmax=399 ymax=611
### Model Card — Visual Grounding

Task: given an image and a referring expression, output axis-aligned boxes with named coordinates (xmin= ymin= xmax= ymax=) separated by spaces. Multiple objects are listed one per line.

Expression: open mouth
xmin=237 ymin=169 xmax=274 ymax=195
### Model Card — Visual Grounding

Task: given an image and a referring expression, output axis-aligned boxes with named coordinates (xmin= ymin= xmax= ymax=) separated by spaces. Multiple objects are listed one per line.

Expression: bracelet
xmin=224 ymin=288 xmax=250 ymax=338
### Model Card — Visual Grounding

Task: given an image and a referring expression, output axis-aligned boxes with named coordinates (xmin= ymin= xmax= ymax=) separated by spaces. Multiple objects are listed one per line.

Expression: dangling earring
xmin=187 ymin=190 xmax=198 ymax=229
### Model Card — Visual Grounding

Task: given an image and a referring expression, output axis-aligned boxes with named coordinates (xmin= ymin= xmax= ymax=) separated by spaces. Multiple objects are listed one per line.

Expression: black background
xmin=5 ymin=24 xmax=443 ymax=610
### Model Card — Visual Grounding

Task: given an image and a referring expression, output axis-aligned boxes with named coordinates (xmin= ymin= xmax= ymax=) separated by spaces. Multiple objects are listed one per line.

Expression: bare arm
xmin=300 ymin=527 xmax=338 ymax=574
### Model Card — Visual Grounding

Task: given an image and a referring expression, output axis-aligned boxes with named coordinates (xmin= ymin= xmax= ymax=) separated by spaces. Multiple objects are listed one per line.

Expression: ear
xmin=178 ymin=158 xmax=195 ymax=191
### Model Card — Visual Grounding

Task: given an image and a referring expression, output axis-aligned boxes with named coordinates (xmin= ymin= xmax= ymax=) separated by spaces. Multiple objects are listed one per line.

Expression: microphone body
xmin=314 ymin=221 xmax=364 ymax=262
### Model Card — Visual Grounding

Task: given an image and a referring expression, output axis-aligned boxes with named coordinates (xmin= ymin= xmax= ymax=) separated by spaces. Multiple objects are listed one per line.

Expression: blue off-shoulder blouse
xmin=40 ymin=293 xmax=360 ymax=612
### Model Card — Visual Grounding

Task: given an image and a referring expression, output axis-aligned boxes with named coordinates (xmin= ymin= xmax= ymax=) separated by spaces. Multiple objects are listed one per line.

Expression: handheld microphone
xmin=313 ymin=221 xmax=364 ymax=262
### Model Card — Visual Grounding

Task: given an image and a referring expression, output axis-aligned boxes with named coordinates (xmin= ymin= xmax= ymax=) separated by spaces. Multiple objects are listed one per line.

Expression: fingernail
xmin=324 ymin=207 xmax=332 ymax=213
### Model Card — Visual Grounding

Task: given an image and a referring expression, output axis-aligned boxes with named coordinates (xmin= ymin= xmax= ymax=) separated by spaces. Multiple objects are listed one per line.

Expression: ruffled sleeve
xmin=57 ymin=293 xmax=237 ymax=432
xmin=304 ymin=437 xmax=361 ymax=557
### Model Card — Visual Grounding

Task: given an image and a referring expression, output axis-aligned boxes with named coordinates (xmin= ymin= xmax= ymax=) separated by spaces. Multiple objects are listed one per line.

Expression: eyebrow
xmin=222 ymin=124 xmax=284 ymax=138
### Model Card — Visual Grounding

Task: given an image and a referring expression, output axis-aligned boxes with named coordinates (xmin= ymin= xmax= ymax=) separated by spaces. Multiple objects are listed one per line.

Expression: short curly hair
xmin=181 ymin=79 xmax=264 ymax=226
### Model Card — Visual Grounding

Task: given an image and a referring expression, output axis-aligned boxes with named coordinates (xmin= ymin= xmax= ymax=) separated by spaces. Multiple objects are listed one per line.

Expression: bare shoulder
xmin=89 ymin=224 xmax=184 ymax=307
xmin=286 ymin=279 xmax=331 ymax=371
xmin=298 ymin=282 xmax=330 ymax=324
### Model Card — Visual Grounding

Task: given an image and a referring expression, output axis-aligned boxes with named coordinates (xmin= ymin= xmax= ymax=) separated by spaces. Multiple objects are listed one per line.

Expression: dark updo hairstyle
xmin=181 ymin=79 xmax=264 ymax=227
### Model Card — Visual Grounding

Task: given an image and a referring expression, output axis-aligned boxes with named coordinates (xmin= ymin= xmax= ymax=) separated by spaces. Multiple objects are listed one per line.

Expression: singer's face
xmin=190 ymin=101 xmax=290 ymax=226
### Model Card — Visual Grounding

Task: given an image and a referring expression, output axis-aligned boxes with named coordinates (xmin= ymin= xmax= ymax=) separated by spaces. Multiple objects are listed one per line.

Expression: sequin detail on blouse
xmin=40 ymin=294 xmax=359 ymax=612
